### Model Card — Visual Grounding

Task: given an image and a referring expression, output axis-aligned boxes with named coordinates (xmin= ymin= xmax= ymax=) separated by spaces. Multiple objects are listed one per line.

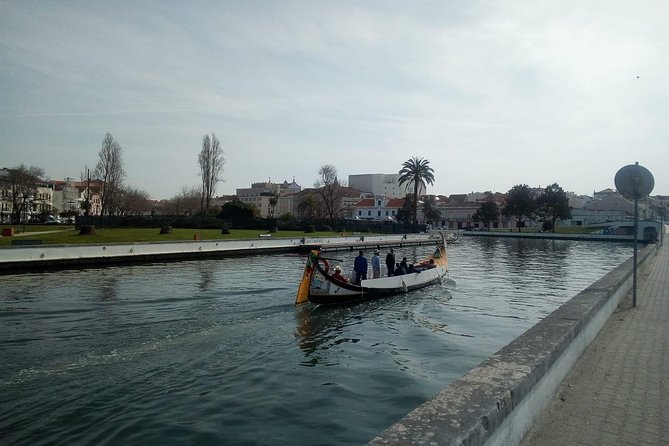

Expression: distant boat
xmin=295 ymin=234 xmax=454 ymax=306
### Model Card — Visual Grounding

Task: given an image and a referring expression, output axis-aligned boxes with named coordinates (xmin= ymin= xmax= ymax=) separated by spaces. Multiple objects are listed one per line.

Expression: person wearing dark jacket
xmin=385 ymin=248 xmax=395 ymax=276
xmin=353 ymin=250 xmax=368 ymax=284
xmin=398 ymin=257 xmax=409 ymax=275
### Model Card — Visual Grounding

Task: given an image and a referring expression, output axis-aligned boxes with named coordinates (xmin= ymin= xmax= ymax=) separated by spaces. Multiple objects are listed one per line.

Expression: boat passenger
xmin=371 ymin=250 xmax=381 ymax=279
xmin=385 ymin=248 xmax=395 ymax=276
xmin=331 ymin=266 xmax=348 ymax=282
xmin=416 ymin=258 xmax=436 ymax=271
xmin=353 ymin=250 xmax=368 ymax=285
xmin=399 ymin=257 xmax=409 ymax=273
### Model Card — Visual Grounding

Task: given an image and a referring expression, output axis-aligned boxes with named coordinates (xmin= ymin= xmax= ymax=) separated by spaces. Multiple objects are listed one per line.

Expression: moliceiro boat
xmin=295 ymin=234 xmax=453 ymax=306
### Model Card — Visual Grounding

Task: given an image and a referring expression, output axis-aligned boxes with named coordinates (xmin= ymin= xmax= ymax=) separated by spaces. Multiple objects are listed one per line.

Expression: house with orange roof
xmin=352 ymin=196 xmax=405 ymax=221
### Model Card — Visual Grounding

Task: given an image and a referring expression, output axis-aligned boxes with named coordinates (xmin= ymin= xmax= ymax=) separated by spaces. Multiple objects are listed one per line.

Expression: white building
xmin=352 ymin=196 xmax=405 ymax=221
xmin=348 ymin=174 xmax=406 ymax=198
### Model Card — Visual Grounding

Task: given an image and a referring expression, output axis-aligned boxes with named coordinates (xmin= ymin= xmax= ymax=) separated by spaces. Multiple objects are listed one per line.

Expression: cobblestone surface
xmin=522 ymin=240 xmax=668 ymax=445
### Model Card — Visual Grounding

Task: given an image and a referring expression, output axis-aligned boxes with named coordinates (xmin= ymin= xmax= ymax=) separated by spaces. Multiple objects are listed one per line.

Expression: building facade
xmin=348 ymin=174 xmax=408 ymax=199
xmin=236 ymin=179 xmax=301 ymax=218
xmin=352 ymin=196 xmax=404 ymax=221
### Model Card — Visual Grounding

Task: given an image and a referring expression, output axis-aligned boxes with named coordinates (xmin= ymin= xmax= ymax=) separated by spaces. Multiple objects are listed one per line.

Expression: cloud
xmin=1 ymin=1 xmax=668 ymax=199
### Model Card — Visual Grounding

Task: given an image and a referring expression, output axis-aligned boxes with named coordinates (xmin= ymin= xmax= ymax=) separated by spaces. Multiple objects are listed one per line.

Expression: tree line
xmin=473 ymin=183 xmax=572 ymax=231
xmin=1 ymin=131 xmax=226 ymax=224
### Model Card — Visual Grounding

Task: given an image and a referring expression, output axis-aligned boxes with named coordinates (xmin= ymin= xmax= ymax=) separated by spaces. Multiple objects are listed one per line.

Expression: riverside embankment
xmin=0 ymin=233 xmax=443 ymax=273
xmin=370 ymin=238 xmax=660 ymax=445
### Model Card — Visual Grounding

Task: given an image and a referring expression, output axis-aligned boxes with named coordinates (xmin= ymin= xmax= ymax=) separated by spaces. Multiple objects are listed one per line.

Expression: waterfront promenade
xmin=522 ymin=239 xmax=668 ymax=445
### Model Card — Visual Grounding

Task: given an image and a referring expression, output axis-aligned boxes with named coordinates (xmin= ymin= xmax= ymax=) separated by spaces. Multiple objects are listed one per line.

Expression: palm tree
xmin=268 ymin=191 xmax=280 ymax=218
xmin=398 ymin=157 xmax=435 ymax=226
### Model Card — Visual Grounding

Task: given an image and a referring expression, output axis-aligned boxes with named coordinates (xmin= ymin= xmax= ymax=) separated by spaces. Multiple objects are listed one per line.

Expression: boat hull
xmin=307 ymin=265 xmax=447 ymax=305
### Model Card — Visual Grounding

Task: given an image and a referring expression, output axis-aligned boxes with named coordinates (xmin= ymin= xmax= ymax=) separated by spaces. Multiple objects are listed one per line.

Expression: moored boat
xmin=295 ymin=234 xmax=453 ymax=305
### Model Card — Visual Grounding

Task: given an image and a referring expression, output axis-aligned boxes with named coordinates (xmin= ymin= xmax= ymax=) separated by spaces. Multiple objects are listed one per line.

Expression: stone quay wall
xmin=370 ymin=242 xmax=658 ymax=446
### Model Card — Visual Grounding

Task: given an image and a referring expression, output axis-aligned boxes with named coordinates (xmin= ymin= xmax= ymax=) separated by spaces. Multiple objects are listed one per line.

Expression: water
xmin=0 ymin=238 xmax=631 ymax=445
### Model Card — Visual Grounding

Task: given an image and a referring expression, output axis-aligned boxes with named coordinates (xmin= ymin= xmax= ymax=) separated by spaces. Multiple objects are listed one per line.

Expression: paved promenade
xmin=522 ymin=240 xmax=668 ymax=445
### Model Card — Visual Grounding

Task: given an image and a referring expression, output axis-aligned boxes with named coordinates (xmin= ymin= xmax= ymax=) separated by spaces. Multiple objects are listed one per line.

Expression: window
xmin=385 ymin=211 xmax=389 ymax=216
xmin=377 ymin=200 xmax=381 ymax=206
xmin=358 ymin=210 xmax=362 ymax=216
xmin=377 ymin=211 xmax=381 ymax=216
xmin=368 ymin=211 xmax=371 ymax=216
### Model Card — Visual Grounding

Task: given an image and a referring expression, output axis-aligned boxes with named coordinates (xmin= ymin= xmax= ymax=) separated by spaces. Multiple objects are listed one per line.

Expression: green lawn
xmin=0 ymin=226 xmax=348 ymax=247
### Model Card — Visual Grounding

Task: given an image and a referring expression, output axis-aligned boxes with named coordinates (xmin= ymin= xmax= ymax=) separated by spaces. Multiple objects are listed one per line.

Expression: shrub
xmin=305 ymin=225 xmax=316 ymax=233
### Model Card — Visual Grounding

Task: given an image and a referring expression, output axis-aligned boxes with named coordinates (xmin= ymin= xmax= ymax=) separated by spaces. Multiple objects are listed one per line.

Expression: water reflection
xmin=197 ymin=262 xmax=215 ymax=291
xmin=99 ymin=275 xmax=118 ymax=300
xmin=295 ymin=305 xmax=363 ymax=366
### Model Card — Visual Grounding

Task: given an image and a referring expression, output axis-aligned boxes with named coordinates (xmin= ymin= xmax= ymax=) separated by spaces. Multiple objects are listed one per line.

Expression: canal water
xmin=1 ymin=238 xmax=632 ymax=445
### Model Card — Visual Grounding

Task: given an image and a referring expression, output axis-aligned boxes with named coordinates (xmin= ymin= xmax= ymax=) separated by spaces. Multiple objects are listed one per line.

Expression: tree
xmin=198 ymin=133 xmax=225 ymax=215
xmin=398 ymin=157 xmax=435 ymax=226
xmin=94 ymin=132 xmax=126 ymax=217
xmin=297 ymin=193 xmax=319 ymax=219
xmin=473 ymin=192 xmax=500 ymax=229
xmin=314 ymin=164 xmax=348 ymax=226
xmin=422 ymin=195 xmax=442 ymax=225
xmin=502 ymin=184 xmax=536 ymax=231
xmin=116 ymin=186 xmax=150 ymax=216
xmin=268 ymin=191 xmax=280 ymax=219
xmin=1 ymin=165 xmax=45 ymax=224
xmin=162 ymin=186 xmax=201 ymax=215
xmin=79 ymin=167 xmax=93 ymax=216
xmin=536 ymin=183 xmax=572 ymax=231
xmin=395 ymin=195 xmax=413 ymax=223
xmin=219 ymin=199 xmax=257 ymax=223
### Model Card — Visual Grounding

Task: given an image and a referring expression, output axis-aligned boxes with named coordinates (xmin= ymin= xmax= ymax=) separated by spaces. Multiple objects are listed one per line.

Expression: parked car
xmin=45 ymin=215 xmax=62 ymax=225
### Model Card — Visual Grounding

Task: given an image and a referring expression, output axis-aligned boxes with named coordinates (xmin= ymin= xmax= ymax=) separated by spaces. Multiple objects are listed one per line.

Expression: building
xmin=348 ymin=174 xmax=408 ymax=199
xmin=0 ymin=168 xmax=54 ymax=222
xmin=352 ymin=196 xmax=405 ymax=221
xmin=236 ymin=179 xmax=301 ymax=218
xmin=47 ymin=178 xmax=102 ymax=216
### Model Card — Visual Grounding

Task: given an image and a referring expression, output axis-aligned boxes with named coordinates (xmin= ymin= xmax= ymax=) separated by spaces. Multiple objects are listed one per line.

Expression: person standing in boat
xmin=385 ymin=248 xmax=395 ymax=276
xmin=353 ymin=250 xmax=368 ymax=285
xmin=371 ymin=249 xmax=381 ymax=279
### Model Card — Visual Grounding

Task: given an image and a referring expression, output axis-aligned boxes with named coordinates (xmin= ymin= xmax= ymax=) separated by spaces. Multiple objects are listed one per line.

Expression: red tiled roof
xmin=386 ymin=198 xmax=405 ymax=207
xmin=355 ymin=198 xmax=374 ymax=207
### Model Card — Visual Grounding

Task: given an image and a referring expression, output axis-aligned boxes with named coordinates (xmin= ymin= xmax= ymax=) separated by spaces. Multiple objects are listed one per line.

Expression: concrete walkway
xmin=522 ymin=240 xmax=668 ymax=445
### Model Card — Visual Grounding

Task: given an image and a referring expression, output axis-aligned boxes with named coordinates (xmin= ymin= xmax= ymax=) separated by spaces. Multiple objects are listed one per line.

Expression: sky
xmin=1 ymin=0 xmax=667 ymax=200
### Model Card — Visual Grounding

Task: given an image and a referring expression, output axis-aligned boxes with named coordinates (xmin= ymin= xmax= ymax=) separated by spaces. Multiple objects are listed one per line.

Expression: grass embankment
xmin=0 ymin=225 xmax=346 ymax=247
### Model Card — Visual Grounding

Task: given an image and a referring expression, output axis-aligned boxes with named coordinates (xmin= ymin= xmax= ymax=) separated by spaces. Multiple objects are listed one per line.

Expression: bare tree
xmin=94 ymin=132 xmax=126 ymax=217
xmin=116 ymin=186 xmax=151 ymax=216
xmin=1 ymin=165 xmax=45 ymax=223
xmin=198 ymin=133 xmax=225 ymax=215
xmin=164 ymin=185 xmax=202 ymax=215
xmin=314 ymin=164 xmax=348 ymax=227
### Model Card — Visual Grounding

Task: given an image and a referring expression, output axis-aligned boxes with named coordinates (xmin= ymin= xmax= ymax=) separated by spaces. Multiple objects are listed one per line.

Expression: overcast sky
xmin=1 ymin=1 xmax=667 ymax=200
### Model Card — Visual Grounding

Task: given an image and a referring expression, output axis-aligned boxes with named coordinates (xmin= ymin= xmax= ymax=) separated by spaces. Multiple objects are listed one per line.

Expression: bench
xmin=258 ymin=234 xmax=272 ymax=238
xmin=11 ymin=239 xmax=43 ymax=246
